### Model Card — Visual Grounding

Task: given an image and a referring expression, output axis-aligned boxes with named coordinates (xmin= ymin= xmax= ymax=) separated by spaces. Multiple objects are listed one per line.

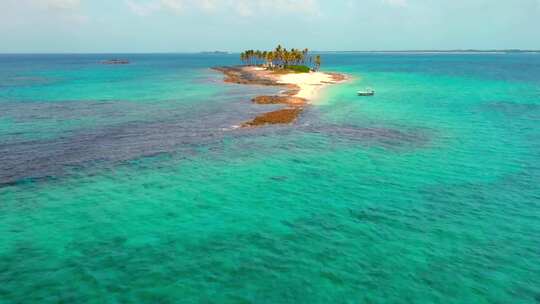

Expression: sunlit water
xmin=1 ymin=53 xmax=539 ymax=303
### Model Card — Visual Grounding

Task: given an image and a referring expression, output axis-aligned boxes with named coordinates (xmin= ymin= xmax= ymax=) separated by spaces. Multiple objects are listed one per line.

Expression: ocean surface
xmin=1 ymin=53 xmax=539 ymax=303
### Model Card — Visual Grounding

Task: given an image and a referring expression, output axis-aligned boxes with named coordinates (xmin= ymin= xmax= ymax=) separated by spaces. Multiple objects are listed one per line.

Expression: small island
xmin=213 ymin=45 xmax=346 ymax=127
xmin=101 ymin=59 xmax=130 ymax=65
xmin=199 ymin=51 xmax=229 ymax=55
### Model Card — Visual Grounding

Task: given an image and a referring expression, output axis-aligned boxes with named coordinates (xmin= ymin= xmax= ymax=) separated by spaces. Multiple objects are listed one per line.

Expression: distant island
xmin=199 ymin=51 xmax=229 ymax=55
xmin=213 ymin=45 xmax=346 ymax=127
xmin=101 ymin=59 xmax=130 ymax=65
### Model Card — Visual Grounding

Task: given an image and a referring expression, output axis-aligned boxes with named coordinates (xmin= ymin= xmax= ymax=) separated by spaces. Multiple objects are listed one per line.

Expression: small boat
xmin=358 ymin=88 xmax=375 ymax=96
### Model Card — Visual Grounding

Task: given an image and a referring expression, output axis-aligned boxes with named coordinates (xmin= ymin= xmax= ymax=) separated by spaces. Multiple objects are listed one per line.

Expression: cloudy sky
xmin=1 ymin=0 xmax=539 ymax=53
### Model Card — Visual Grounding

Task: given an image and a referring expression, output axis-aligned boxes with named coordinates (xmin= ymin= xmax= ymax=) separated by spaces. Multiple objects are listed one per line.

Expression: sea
xmin=1 ymin=53 xmax=539 ymax=303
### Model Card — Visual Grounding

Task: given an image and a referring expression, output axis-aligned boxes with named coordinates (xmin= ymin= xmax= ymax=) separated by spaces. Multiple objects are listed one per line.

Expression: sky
xmin=1 ymin=0 xmax=539 ymax=53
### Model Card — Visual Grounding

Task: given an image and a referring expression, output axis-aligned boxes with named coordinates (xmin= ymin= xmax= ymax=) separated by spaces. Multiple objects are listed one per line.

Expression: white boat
xmin=358 ymin=88 xmax=375 ymax=96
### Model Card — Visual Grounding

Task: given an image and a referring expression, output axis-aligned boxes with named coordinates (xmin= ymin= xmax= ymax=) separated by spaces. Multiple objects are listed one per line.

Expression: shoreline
xmin=212 ymin=66 xmax=347 ymax=127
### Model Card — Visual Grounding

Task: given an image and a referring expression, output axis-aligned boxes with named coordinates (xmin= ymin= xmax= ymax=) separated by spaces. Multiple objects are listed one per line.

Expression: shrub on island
xmin=286 ymin=65 xmax=311 ymax=73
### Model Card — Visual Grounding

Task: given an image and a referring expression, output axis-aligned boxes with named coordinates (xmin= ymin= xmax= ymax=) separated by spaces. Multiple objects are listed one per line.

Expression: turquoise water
xmin=1 ymin=53 xmax=539 ymax=303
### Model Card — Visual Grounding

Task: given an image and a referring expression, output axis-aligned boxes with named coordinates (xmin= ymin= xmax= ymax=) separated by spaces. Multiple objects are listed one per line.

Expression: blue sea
xmin=1 ymin=53 xmax=539 ymax=303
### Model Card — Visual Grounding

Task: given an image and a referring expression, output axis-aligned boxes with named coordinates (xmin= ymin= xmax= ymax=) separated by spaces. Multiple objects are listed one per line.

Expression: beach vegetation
xmin=240 ymin=45 xmax=321 ymax=72
xmin=287 ymin=65 xmax=311 ymax=73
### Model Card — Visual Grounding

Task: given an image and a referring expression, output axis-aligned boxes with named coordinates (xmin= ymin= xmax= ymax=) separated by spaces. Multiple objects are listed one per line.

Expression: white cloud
xmin=125 ymin=0 xmax=161 ymax=16
xmin=381 ymin=0 xmax=407 ymax=7
xmin=259 ymin=0 xmax=320 ymax=16
xmin=42 ymin=0 xmax=88 ymax=23
xmin=124 ymin=0 xmax=321 ymax=17
xmin=233 ymin=0 xmax=254 ymax=16
xmin=3 ymin=0 xmax=82 ymax=11
xmin=44 ymin=0 xmax=81 ymax=10
xmin=199 ymin=0 xmax=218 ymax=11
xmin=0 ymin=0 xmax=88 ymax=29
xmin=160 ymin=0 xmax=184 ymax=13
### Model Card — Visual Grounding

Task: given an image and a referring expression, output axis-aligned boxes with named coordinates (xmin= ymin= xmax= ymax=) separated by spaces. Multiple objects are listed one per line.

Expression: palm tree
xmin=275 ymin=45 xmax=284 ymax=68
xmin=240 ymin=51 xmax=248 ymax=65
xmin=293 ymin=49 xmax=299 ymax=65
xmin=266 ymin=51 xmax=273 ymax=67
xmin=314 ymin=55 xmax=321 ymax=71
xmin=261 ymin=51 xmax=267 ymax=66
xmin=240 ymin=45 xmax=320 ymax=70
xmin=247 ymin=50 xmax=254 ymax=65
xmin=243 ymin=50 xmax=249 ymax=65
xmin=302 ymin=48 xmax=309 ymax=64
xmin=293 ymin=49 xmax=302 ymax=65
xmin=257 ymin=50 xmax=263 ymax=65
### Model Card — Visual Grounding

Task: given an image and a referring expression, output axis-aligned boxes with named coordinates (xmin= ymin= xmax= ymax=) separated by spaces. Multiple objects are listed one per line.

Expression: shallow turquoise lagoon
xmin=1 ymin=53 xmax=539 ymax=303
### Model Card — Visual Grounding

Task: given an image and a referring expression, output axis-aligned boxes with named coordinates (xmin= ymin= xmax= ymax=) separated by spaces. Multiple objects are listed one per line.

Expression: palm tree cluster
xmin=240 ymin=45 xmax=321 ymax=71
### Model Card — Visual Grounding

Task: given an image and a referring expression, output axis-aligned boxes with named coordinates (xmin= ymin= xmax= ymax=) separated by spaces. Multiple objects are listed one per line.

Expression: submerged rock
xmin=243 ymin=108 xmax=303 ymax=127
xmin=252 ymin=95 xmax=305 ymax=105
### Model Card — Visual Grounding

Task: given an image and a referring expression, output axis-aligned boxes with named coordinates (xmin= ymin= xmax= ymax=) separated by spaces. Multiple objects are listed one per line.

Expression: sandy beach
xmin=243 ymin=66 xmax=346 ymax=102
xmin=213 ymin=66 xmax=347 ymax=127
xmin=277 ymin=71 xmax=345 ymax=101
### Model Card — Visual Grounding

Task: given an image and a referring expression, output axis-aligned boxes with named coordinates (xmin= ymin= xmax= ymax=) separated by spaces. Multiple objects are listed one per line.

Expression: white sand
xmin=278 ymin=72 xmax=342 ymax=101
